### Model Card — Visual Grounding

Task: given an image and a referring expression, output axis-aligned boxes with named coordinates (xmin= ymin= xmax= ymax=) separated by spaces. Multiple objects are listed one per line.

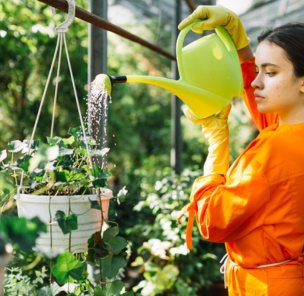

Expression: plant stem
xmin=49 ymin=194 xmax=53 ymax=249
xmin=69 ymin=197 xmax=72 ymax=252
xmin=50 ymin=259 xmax=53 ymax=283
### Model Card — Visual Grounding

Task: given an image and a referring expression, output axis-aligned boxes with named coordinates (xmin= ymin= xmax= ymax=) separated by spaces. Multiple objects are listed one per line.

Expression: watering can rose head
xmin=0 ymin=126 xmax=111 ymax=207
xmin=94 ymin=74 xmax=113 ymax=95
xmin=94 ymin=21 xmax=243 ymax=119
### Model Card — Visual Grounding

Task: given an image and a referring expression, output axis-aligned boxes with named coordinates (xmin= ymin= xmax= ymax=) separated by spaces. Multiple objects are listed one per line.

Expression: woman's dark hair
xmin=257 ymin=23 xmax=304 ymax=77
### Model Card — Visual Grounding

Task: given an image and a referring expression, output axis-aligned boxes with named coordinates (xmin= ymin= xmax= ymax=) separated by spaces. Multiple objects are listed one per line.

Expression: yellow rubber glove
xmin=183 ymin=104 xmax=231 ymax=175
xmin=178 ymin=5 xmax=249 ymax=50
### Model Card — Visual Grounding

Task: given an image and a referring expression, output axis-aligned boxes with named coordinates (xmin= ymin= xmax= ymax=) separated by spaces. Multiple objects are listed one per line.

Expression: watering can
xmin=95 ymin=20 xmax=243 ymax=119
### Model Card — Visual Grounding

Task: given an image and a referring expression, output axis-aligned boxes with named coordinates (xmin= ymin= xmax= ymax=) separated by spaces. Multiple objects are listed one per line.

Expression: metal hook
xmin=55 ymin=0 xmax=76 ymax=33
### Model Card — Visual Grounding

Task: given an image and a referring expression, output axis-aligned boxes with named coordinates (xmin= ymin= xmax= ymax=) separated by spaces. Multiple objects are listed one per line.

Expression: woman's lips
xmin=254 ymin=93 xmax=265 ymax=102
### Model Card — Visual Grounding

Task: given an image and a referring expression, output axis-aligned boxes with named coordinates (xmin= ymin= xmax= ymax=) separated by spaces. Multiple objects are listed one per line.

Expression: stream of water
xmin=85 ymin=79 xmax=112 ymax=168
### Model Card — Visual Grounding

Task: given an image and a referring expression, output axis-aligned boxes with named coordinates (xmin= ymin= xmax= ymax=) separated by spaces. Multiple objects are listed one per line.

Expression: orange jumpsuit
xmin=180 ymin=57 xmax=304 ymax=295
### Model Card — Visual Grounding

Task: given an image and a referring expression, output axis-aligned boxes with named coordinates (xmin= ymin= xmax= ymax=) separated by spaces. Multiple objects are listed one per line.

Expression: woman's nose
xmin=251 ymin=75 xmax=263 ymax=89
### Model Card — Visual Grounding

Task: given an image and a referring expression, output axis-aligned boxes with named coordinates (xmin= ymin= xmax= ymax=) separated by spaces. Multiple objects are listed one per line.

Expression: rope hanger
xmin=19 ymin=0 xmax=92 ymax=193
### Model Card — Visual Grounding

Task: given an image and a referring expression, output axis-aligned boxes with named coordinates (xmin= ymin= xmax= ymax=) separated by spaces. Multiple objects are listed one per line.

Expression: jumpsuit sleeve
xmin=241 ymin=57 xmax=279 ymax=131
xmin=179 ymin=157 xmax=270 ymax=248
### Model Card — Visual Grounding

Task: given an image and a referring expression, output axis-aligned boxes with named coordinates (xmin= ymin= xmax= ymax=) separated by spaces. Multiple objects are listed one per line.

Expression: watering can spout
xmin=94 ymin=74 xmax=127 ymax=95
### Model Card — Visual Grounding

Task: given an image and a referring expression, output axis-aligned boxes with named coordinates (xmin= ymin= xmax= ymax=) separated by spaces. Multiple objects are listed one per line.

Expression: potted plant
xmin=0 ymin=126 xmax=113 ymax=255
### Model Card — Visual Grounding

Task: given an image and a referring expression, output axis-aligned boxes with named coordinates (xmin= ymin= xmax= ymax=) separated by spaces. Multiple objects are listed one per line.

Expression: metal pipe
xmin=37 ymin=0 xmax=176 ymax=61
xmin=171 ymin=0 xmax=182 ymax=175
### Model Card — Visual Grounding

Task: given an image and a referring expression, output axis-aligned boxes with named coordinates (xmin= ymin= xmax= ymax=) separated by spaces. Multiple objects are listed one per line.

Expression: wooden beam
xmin=184 ymin=0 xmax=196 ymax=12
xmin=37 ymin=0 xmax=176 ymax=61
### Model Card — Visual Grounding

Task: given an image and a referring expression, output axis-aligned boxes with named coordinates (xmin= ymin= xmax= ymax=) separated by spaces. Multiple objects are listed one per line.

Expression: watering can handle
xmin=176 ymin=20 xmax=238 ymax=79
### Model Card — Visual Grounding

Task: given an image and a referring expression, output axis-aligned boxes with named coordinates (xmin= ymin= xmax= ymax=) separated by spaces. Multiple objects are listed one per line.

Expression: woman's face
xmin=252 ymin=40 xmax=304 ymax=119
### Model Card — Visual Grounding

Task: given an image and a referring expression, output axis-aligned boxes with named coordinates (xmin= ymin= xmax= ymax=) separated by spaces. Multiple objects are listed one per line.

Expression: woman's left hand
xmin=178 ymin=5 xmax=250 ymax=50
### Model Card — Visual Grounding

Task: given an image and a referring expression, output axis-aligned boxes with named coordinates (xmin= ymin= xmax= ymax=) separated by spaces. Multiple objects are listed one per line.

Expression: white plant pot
xmin=15 ymin=188 xmax=113 ymax=255
xmin=0 ymin=253 xmax=11 ymax=295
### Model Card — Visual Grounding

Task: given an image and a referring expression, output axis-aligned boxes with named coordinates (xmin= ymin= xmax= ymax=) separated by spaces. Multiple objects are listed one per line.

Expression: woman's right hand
xmin=178 ymin=5 xmax=250 ymax=50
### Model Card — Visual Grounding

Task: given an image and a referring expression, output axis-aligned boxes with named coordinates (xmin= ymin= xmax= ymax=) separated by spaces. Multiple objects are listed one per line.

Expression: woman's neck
xmin=279 ymin=106 xmax=304 ymax=126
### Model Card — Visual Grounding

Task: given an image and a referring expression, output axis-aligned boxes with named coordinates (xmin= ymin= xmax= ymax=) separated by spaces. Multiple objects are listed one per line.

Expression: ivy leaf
xmin=91 ymin=165 xmax=102 ymax=178
xmin=68 ymin=126 xmax=92 ymax=142
xmin=54 ymin=170 xmax=69 ymax=182
xmin=91 ymin=165 xmax=111 ymax=179
xmin=90 ymin=199 xmax=102 ymax=210
xmin=121 ymin=292 xmax=134 ymax=296
xmin=103 ymin=227 xmax=128 ymax=255
xmin=105 ymin=280 xmax=124 ymax=296
xmin=28 ymin=145 xmax=59 ymax=173
xmin=8 ymin=140 xmax=26 ymax=153
xmin=87 ymin=232 xmax=109 ymax=261
xmin=62 ymin=136 xmax=75 ymax=146
xmin=76 ymin=147 xmax=88 ymax=156
xmin=52 ymin=252 xmax=86 ymax=285
xmin=16 ymin=154 xmax=32 ymax=172
xmin=59 ymin=147 xmax=74 ymax=156
xmin=93 ymin=178 xmax=107 ymax=188
xmin=117 ymin=186 xmax=128 ymax=205
xmin=0 ymin=171 xmax=16 ymax=199
xmin=23 ymin=139 xmax=40 ymax=152
xmin=0 ymin=150 xmax=7 ymax=162
xmin=29 ymin=168 xmax=45 ymax=180
xmin=68 ymin=170 xmax=86 ymax=182
xmin=54 ymin=211 xmax=78 ymax=235
xmin=103 ymin=226 xmax=119 ymax=242
xmin=94 ymin=285 xmax=106 ymax=296
xmin=101 ymin=255 xmax=127 ymax=279
xmin=46 ymin=137 xmax=64 ymax=147
xmin=108 ymin=236 xmax=128 ymax=255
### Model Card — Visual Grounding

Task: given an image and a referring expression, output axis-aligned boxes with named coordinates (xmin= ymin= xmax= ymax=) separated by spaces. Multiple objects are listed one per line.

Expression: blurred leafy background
xmin=0 ymin=1 xmax=256 ymax=294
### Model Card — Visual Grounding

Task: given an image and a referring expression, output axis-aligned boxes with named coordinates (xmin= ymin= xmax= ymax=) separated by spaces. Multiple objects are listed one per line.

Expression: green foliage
xmin=0 ymin=126 xmax=111 ymax=207
xmin=4 ymin=266 xmax=49 ymax=296
xmin=52 ymin=251 xmax=86 ymax=285
xmin=102 ymin=255 xmax=127 ymax=279
xmin=54 ymin=211 xmax=78 ymax=235
xmin=121 ymin=167 xmax=224 ymax=295
xmin=0 ymin=215 xmax=46 ymax=253
xmin=103 ymin=226 xmax=128 ymax=255
xmin=0 ymin=0 xmax=89 ymax=147
xmin=0 ymin=1 xmax=257 ymax=295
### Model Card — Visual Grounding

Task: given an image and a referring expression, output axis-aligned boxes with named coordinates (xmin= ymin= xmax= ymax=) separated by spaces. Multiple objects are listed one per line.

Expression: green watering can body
xmin=97 ymin=20 xmax=244 ymax=119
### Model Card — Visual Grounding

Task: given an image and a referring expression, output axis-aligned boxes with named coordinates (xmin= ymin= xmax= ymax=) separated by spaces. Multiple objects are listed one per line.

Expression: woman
xmin=178 ymin=5 xmax=304 ymax=296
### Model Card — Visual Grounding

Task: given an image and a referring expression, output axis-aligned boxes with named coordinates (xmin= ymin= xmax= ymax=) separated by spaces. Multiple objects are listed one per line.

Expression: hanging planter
xmin=16 ymin=188 xmax=113 ymax=254
xmin=0 ymin=126 xmax=113 ymax=254
xmin=0 ymin=0 xmax=114 ymax=256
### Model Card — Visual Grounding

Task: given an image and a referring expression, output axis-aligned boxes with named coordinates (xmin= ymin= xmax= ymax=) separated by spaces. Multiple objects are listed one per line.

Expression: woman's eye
xmin=265 ymin=72 xmax=276 ymax=76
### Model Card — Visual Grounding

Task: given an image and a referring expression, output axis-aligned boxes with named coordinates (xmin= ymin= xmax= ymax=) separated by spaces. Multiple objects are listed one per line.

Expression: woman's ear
xmin=300 ymin=77 xmax=304 ymax=93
